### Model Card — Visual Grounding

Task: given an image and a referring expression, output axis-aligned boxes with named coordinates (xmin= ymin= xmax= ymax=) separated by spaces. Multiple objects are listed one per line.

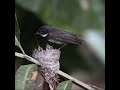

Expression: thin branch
xmin=15 ymin=52 xmax=95 ymax=90
xmin=91 ymin=85 xmax=104 ymax=90
xmin=15 ymin=52 xmax=40 ymax=65
xmin=58 ymin=70 xmax=94 ymax=90
xmin=15 ymin=13 xmax=21 ymax=33
xmin=15 ymin=13 xmax=25 ymax=54
xmin=15 ymin=36 xmax=25 ymax=54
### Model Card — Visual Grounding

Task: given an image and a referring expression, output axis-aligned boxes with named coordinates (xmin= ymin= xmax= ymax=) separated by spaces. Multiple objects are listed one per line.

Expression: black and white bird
xmin=36 ymin=26 xmax=84 ymax=48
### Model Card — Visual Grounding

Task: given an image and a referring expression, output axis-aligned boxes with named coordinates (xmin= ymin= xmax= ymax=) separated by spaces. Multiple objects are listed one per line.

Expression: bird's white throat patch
xmin=41 ymin=34 xmax=48 ymax=37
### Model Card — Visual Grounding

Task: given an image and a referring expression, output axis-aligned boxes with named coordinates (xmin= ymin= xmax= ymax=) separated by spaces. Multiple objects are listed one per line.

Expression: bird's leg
xmin=58 ymin=44 xmax=67 ymax=50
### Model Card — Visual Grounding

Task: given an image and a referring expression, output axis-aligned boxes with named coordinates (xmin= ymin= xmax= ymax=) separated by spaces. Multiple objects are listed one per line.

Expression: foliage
xmin=56 ymin=80 xmax=72 ymax=90
xmin=15 ymin=64 xmax=38 ymax=90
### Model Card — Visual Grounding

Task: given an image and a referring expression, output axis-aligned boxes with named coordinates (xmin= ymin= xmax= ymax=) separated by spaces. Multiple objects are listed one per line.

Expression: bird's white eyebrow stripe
xmin=41 ymin=34 xmax=48 ymax=37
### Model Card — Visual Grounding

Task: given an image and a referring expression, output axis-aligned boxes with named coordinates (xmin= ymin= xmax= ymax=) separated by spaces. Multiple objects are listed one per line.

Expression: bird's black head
xmin=36 ymin=26 xmax=51 ymax=37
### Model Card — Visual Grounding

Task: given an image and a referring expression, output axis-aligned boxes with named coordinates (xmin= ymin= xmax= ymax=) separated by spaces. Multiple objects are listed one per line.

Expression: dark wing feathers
xmin=49 ymin=28 xmax=83 ymax=44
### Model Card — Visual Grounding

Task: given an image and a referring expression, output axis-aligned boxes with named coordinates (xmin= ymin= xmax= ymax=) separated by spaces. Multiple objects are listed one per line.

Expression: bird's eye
xmin=40 ymin=29 xmax=44 ymax=33
xmin=43 ymin=29 xmax=48 ymax=34
xmin=38 ymin=26 xmax=48 ymax=35
xmin=40 ymin=29 xmax=43 ymax=32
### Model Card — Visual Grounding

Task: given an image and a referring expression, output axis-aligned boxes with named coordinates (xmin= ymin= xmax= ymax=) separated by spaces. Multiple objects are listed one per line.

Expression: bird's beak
xmin=35 ymin=32 xmax=42 ymax=36
xmin=35 ymin=32 xmax=40 ymax=35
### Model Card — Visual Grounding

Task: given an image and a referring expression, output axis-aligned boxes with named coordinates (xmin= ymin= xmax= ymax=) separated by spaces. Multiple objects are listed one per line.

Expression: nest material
xmin=32 ymin=44 xmax=61 ymax=90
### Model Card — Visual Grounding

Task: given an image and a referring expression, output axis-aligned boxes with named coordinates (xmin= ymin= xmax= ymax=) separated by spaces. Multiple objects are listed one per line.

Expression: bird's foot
xmin=58 ymin=44 xmax=67 ymax=50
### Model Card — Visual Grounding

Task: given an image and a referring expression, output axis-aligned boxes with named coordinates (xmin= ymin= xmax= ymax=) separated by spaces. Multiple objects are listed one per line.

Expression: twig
xmin=91 ymin=85 xmax=104 ymax=90
xmin=15 ymin=13 xmax=25 ymax=54
xmin=15 ymin=52 xmax=94 ymax=90
xmin=15 ymin=52 xmax=40 ymax=65
xmin=58 ymin=70 xmax=94 ymax=90
xmin=15 ymin=36 xmax=25 ymax=54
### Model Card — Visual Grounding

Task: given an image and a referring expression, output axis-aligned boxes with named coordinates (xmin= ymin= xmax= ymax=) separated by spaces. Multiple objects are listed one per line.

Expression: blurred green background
xmin=15 ymin=0 xmax=105 ymax=89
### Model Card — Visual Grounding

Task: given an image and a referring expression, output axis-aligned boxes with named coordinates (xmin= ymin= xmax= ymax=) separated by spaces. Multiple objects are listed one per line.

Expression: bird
xmin=35 ymin=26 xmax=84 ymax=49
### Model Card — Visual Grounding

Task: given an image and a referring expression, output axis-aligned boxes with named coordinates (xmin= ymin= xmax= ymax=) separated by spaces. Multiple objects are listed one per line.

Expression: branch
xmin=15 ymin=52 xmax=40 ymax=65
xmin=15 ymin=35 xmax=25 ymax=54
xmin=15 ymin=52 xmax=94 ymax=90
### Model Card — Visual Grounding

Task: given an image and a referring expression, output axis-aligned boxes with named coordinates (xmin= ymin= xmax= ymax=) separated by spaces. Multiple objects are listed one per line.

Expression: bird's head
xmin=36 ymin=26 xmax=51 ymax=37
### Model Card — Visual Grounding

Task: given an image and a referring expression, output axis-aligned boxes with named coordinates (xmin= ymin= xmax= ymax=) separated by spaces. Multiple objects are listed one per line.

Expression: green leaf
xmin=56 ymin=80 xmax=72 ymax=90
xmin=15 ymin=64 xmax=38 ymax=90
xmin=15 ymin=13 xmax=20 ymax=46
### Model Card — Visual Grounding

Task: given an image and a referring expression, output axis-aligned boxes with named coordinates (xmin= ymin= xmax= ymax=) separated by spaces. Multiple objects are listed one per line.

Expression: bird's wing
xmin=49 ymin=28 xmax=83 ymax=44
